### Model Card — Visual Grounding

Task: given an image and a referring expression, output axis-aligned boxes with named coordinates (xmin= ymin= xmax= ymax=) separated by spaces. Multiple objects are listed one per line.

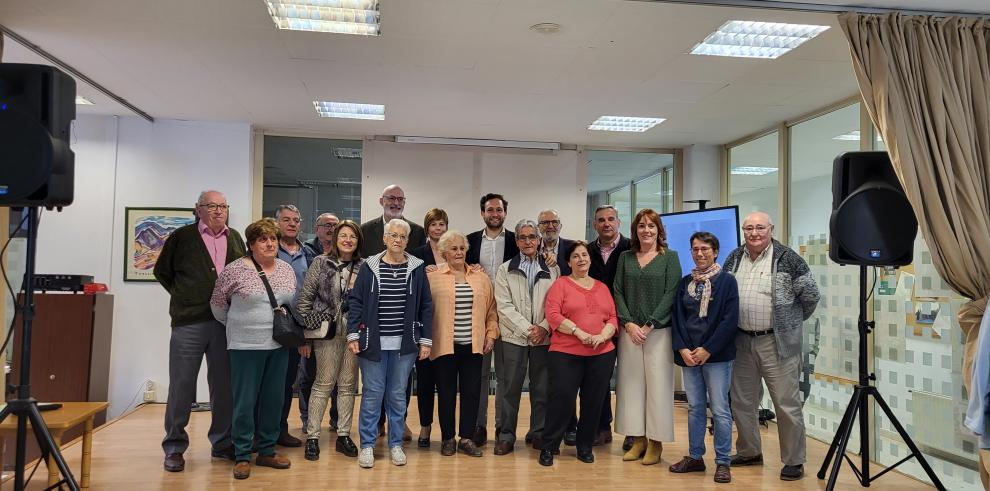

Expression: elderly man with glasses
xmin=360 ymin=184 xmax=427 ymax=258
xmin=305 ymin=212 xmax=339 ymax=256
xmin=721 ymin=211 xmax=820 ymax=481
xmin=537 ymin=209 xmax=574 ymax=276
xmin=155 ymin=190 xmax=246 ymax=472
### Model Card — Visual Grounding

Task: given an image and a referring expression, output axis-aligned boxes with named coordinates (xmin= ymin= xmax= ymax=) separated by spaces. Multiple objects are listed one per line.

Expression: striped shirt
xmin=453 ymin=282 xmax=474 ymax=345
xmin=378 ymin=262 xmax=409 ymax=349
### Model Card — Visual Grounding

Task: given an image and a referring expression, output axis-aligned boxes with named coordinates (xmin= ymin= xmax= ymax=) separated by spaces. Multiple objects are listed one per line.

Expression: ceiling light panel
xmin=265 ymin=0 xmax=380 ymax=36
xmin=313 ymin=101 xmax=385 ymax=120
xmin=731 ymin=166 xmax=778 ymax=175
xmin=690 ymin=20 xmax=829 ymax=59
xmin=588 ymin=116 xmax=665 ymax=132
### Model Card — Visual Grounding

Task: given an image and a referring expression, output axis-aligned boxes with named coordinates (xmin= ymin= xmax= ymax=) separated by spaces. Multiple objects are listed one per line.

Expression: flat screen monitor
xmin=660 ymin=206 xmax=740 ymax=274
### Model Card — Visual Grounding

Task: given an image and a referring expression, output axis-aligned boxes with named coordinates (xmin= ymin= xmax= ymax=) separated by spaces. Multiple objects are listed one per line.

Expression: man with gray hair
xmin=305 ymin=212 xmax=339 ymax=256
xmin=722 ymin=211 xmax=820 ymax=481
xmin=491 ymin=219 xmax=559 ymax=455
xmin=537 ymin=209 xmax=574 ymax=276
xmin=156 ymin=190 xmax=245 ymax=472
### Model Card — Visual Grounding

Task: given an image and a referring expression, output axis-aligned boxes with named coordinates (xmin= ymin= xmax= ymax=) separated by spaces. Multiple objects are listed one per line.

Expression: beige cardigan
xmin=426 ymin=263 xmax=499 ymax=360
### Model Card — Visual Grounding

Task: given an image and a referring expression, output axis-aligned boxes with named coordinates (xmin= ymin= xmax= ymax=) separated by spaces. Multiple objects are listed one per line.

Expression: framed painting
xmin=124 ymin=207 xmax=196 ymax=282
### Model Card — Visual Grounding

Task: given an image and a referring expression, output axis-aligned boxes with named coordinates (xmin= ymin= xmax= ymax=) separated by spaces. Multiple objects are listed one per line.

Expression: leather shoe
xmin=538 ymin=449 xmax=554 ymax=467
xmin=780 ymin=464 xmax=804 ymax=481
xmin=472 ymin=425 xmax=487 ymax=446
xmin=277 ymin=431 xmax=302 ymax=447
xmin=669 ymin=456 xmax=707 ymax=473
xmin=255 ymin=453 xmax=291 ymax=469
xmin=563 ymin=430 xmax=577 ymax=446
xmin=622 ymin=435 xmax=634 ymax=451
xmin=336 ymin=436 xmax=358 ymax=457
xmin=304 ymin=439 xmax=320 ymax=461
xmin=494 ymin=440 xmax=514 ymax=455
xmin=530 ymin=437 xmax=544 ymax=450
xmin=524 ymin=434 xmax=534 ymax=444
xmin=440 ymin=438 xmax=456 ymax=456
xmin=211 ymin=445 xmax=235 ymax=461
xmin=233 ymin=461 xmax=251 ymax=479
xmin=163 ymin=453 xmax=184 ymax=472
xmin=593 ymin=429 xmax=612 ymax=446
xmin=576 ymin=447 xmax=595 ymax=463
xmin=714 ymin=464 xmax=732 ymax=483
xmin=730 ymin=453 xmax=763 ymax=467
xmin=458 ymin=438 xmax=483 ymax=457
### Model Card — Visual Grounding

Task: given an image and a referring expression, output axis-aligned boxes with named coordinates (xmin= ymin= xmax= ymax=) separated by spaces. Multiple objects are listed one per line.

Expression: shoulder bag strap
xmin=250 ymin=256 xmax=280 ymax=309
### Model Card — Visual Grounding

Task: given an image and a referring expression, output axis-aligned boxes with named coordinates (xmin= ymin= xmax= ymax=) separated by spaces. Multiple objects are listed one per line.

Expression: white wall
xmin=35 ymin=115 xmax=252 ymax=418
xmin=361 ymin=141 xmax=587 ymax=239
xmin=682 ymin=144 xmax=720 ymax=210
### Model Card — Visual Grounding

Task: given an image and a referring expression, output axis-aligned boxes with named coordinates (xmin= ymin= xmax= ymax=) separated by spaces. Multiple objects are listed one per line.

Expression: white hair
xmin=384 ymin=218 xmax=411 ymax=236
xmin=437 ymin=230 xmax=469 ymax=255
xmin=196 ymin=190 xmax=224 ymax=204
xmin=275 ymin=204 xmax=301 ymax=219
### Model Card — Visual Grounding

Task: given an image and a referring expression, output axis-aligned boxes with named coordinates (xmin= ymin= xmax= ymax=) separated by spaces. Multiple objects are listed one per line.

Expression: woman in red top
xmin=538 ymin=241 xmax=618 ymax=467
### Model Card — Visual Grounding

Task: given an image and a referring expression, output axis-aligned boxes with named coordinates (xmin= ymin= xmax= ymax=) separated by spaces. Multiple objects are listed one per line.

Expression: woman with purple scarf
xmin=669 ymin=231 xmax=739 ymax=484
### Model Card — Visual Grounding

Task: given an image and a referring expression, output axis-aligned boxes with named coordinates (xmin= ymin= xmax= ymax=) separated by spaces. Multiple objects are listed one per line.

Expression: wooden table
xmin=0 ymin=401 xmax=108 ymax=489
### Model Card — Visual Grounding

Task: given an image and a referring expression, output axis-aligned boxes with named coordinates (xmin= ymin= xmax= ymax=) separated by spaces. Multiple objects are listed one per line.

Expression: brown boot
xmin=255 ymin=453 xmax=291 ymax=469
xmin=233 ymin=461 xmax=251 ymax=479
xmin=642 ymin=439 xmax=662 ymax=465
xmin=622 ymin=437 xmax=647 ymax=461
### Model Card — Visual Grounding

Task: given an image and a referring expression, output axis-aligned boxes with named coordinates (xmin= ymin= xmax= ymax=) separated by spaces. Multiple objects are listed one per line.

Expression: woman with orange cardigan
xmin=426 ymin=230 xmax=499 ymax=457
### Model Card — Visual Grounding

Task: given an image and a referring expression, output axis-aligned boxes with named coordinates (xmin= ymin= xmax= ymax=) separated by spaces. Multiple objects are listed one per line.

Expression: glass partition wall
xmin=725 ymin=102 xmax=980 ymax=489
xmin=586 ymin=150 xmax=675 ymax=241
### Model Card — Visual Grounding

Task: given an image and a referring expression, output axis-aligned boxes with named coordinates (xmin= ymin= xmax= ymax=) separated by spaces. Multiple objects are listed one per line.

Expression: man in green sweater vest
xmin=154 ymin=190 xmax=246 ymax=472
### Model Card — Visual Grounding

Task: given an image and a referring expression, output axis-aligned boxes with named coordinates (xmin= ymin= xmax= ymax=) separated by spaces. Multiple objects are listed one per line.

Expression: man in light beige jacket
xmin=492 ymin=219 xmax=560 ymax=456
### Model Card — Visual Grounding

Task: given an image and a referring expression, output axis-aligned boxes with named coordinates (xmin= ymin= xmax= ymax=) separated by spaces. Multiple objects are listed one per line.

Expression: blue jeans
xmin=682 ymin=361 xmax=733 ymax=465
xmin=358 ymin=350 xmax=417 ymax=449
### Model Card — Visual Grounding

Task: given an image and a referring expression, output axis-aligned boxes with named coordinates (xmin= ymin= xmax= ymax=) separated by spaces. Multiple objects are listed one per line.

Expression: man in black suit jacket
xmin=360 ymin=184 xmax=427 ymax=258
xmin=537 ymin=209 xmax=574 ymax=276
xmin=464 ymin=193 xmax=517 ymax=446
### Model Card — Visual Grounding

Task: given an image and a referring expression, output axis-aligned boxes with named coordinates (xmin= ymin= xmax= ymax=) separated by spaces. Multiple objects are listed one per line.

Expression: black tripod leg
xmin=826 ymin=388 xmax=862 ymax=491
xmin=27 ymin=405 xmax=80 ymax=491
xmin=818 ymin=386 xmax=861 ymax=479
xmin=872 ymin=392 xmax=946 ymax=491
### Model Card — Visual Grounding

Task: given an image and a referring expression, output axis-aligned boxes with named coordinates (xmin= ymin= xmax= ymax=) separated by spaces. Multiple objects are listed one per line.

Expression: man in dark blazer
xmin=464 ymin=193 xmax=517 ymax=446
xmin=585 ymin=204 xmax=631 ymax=446
xmin=537 ymin=209 xmax=574 ymax=276
xmin=360 ymin=184 xmax=426 ymax=258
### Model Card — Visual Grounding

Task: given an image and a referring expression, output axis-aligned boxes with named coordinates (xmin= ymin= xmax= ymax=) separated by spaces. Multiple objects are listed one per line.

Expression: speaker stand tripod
xmin=0 ymin=207 xmax=80 ymax=491
xmin=817 ymin=265 xmax=945 ymax=490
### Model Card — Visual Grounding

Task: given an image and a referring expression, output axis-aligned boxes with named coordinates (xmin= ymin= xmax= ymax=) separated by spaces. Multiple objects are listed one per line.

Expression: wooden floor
xmin=18 ymin=396 xmax=935 ymax=490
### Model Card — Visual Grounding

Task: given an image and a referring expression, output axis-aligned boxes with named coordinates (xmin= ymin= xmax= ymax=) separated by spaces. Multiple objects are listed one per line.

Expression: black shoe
xmin=730 ymin=453 xmax=764 ymax=467
xmin=576 ymin=447 xmax=594 ymax=463
xmin=563 ymin=430 xmax=577 ymax=446
xmin=780 ymin=464 xmax=804 ymax=481
xmin=524 ymin=434 xmax=534 ymax=445
xmin=304 ymin=439 xmax=320 ymax=461
xmin=622 ymin=436 xmax=634 ymax=451
xmin=210 ymin=445 xmax=235 ymax=461
xmin=538 ymin=449 xmax=554 ymax=467
xmin=472 ymin=425 xmax=488 ymax=447
xmin=336 ymin=436 xmax=358 ymax=457
xmin=417 ymin=437 xmax=430 ymax=448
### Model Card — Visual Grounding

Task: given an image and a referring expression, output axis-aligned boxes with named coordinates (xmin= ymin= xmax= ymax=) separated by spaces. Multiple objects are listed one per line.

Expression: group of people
xmin=154 ymin=184 xmax=820 ymax=484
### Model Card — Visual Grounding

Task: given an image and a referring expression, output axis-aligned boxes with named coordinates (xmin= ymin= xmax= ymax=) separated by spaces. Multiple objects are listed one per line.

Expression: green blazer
xmin=154 ymin=223 xmax=246 ymax=327
xmin=613 ymin=248 xmax=681 ymax=329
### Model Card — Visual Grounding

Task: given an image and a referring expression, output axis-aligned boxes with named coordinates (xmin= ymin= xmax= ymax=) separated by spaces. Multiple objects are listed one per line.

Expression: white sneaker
xmin=390 ymin=446 xmax=407 ymax=466
xmin=358 ymin=447 xmax=374 ymax=468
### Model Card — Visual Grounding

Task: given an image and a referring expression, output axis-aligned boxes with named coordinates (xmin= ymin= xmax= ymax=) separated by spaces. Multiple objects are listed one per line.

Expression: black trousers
xmin=416 ymin=357 xmax=437 ymax=427
xmin=433 ymin=344 xmax=483 ymax=441
xmin=542 ymin=350 xmax=617 ymax=452
xmin=568 ymin=366 xmax=615 ymax=432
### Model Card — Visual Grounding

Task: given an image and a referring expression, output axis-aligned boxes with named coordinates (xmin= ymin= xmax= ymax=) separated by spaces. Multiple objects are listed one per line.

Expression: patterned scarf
xmin=688 ymin=263 xmax=721 ymax=318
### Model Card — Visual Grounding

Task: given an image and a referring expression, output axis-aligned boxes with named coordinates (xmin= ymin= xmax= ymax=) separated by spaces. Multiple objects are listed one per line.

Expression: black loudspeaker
xmin=0 ymin=63 xmax=76 ymax=207
xmin=829 ymin=151 xmax=917 ymax=266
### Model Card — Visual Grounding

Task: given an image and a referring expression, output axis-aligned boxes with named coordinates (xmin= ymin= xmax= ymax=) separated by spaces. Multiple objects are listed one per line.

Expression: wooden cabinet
xmin=6 ymin=293 xmax=113 ymax=469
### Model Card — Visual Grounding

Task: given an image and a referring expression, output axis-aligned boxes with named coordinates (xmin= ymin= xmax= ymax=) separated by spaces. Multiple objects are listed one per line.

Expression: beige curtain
xmin=839 ymin=11 xmax=990 ymax=485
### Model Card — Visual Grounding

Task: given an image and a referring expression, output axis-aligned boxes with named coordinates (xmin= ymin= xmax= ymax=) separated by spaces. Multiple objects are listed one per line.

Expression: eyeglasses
xmin=742 ymin=225 xmax=771 ymax=233
xmin=385 ymin=232 xmax=408 ymax=241
xmin=316 ymin=223 xmax=336 ymax=229
xmin=517 ymin=234 xmax=539 ymax=242
xmin=538 ymin=220 xmax=560 ymax=227
xmin=198 ymin=203 xmax=229 ymax=212
xmin=383 ymin=195 xmax=406 ymax=203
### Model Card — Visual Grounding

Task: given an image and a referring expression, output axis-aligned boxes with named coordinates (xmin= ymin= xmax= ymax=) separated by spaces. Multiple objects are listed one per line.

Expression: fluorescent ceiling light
xmin=313 ymin=101 xmax=384 ymax=120
xmin=732 ymin=166 xmax=778 ymax=176
xmin=332 ymin=147 xmax=363 ymax=159
xmin=395 ymin=136 xmax=560 ymax=151
xmin=588 ymin=116 xmax=665 ymax=132
xmin=265 ymin=0 xmax=380 ymax=36
xmin=75 ymin=95 xmax=94 ymax=105
xmin=833 ymin=130 xmax=884 ymax=142
xmin=690 ymin=20 xmax=829 ymax=59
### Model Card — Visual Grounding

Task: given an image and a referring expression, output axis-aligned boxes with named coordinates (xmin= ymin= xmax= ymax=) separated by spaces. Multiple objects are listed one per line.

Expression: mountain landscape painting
xmin=125 ymin=207 xmax=195 ymax=281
